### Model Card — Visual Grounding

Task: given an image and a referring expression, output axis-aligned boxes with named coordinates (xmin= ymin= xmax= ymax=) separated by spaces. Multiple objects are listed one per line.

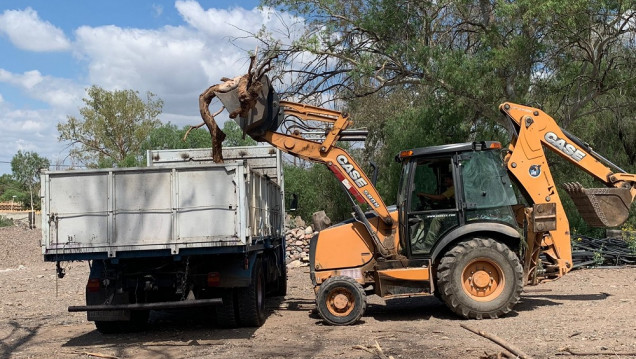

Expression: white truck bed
xmin=41 ymin=146 xmax=283 ymax=260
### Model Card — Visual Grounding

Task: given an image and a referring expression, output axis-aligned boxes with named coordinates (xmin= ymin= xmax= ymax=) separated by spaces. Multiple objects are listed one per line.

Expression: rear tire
xmin=94 ymin=310 xmax=149 ymax=334
xmin=237 ymin=258 xmax=266 ymax=327
xmin=215 ymin=288 xmax=239 ymax=328
xmin=436 ymin=238 xmax=523 ymax=319
xmin=316 ymin=276 xmax=367 ymax=326
xmin=273 ymin=261 xmax=287 ymax=297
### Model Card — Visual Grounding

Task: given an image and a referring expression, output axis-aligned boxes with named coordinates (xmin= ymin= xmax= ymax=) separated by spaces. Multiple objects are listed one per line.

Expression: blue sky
xmin=0 ymin=0 xmax=301 ymax=175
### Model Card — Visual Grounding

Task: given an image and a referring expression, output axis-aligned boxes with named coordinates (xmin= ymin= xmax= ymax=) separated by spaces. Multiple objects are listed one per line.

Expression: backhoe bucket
xmin=215 ymin=75 xmax=281 ymax=139
xmin=563 ymin=182 xmax=632 ymax=227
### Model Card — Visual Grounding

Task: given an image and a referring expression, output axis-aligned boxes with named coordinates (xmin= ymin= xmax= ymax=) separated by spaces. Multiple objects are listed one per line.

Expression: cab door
xmin=402 ymin=157 xmax=460 ymax=256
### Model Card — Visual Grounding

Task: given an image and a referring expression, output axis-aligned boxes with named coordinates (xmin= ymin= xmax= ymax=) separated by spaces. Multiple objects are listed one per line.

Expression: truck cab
xmin=396 ymin=141 xmax=520 ymax=259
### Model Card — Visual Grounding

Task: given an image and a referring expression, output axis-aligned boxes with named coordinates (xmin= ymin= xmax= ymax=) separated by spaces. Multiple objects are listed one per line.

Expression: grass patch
xmin=0 ymin=215 xmax=14 ymax=227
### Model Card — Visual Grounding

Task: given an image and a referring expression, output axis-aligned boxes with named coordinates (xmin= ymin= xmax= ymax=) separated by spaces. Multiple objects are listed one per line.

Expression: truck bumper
xmin=70 ymin=298 xmax=222 ymax=313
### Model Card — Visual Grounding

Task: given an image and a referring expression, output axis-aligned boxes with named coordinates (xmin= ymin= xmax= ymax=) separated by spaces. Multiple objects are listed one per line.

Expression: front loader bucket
xmin=563 ymin=182 xmax=632 ymax=227
xmin=215 ymin=75 xmax=281 ymax=139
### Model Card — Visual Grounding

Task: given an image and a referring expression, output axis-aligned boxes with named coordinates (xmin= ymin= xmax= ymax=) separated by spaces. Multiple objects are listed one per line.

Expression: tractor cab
xmin=396 ymin=142 xmax=519 ymax=258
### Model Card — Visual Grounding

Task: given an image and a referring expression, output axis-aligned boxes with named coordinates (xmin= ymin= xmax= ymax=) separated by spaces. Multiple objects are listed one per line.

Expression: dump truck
xmin=217 ymin=75 xmax=635 ymax=325
xmin=41 ymin=145 xmax=286 ymax=333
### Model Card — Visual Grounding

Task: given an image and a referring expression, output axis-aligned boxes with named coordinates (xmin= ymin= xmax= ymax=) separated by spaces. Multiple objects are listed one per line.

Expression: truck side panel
xmin=42 ymin=162 xmax=281 ymax=260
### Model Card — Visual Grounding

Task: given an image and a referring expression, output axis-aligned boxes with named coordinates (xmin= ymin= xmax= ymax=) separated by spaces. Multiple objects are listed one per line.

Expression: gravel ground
xmin=1 ymin=224 xmax=635 ymax=359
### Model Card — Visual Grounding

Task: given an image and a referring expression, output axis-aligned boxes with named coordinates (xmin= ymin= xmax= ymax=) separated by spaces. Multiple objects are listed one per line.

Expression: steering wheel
xmin=417 ymin=194 xmax=434 ymax=210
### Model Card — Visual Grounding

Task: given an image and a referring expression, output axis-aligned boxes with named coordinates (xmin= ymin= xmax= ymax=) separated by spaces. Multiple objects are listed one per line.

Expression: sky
xmin=0 ymin=0 xmax=301 ymax=175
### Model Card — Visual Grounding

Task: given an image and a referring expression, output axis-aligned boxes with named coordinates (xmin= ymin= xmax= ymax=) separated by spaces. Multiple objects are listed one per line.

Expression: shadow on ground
xmin=62 ymin=295 xmax=289 ymax=348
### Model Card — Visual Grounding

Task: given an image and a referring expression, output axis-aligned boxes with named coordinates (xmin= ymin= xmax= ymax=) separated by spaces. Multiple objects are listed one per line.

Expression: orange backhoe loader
xmin=217 ymin=77 xmax=636 ymax=325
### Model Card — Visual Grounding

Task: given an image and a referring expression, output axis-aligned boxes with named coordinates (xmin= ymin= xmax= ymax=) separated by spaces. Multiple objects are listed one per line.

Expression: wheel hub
xmin=471 ymin=270 xmax=491 ymax=289
xmin=327 ymin=289 xmax=355 ymax=316
xmin=332 ymin=293 xmax=350 ymax=310
xmin=462 ymin=258 xmax=505 ymax=301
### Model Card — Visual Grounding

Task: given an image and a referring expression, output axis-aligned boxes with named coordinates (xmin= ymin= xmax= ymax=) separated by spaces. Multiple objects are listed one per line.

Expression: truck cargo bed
xmin=42 ymin=147 xmax=283 ymax=261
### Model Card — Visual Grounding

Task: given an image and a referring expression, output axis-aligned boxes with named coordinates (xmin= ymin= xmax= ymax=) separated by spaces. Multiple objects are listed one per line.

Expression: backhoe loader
xmin=217 ymin=76 xmax=636 ymax=325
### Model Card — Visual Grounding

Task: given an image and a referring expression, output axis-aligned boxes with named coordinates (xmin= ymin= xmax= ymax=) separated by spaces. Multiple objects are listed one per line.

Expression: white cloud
xmin=175 ymin=1 xmax=303 ymax=45
xmin=0 ymin=68 xmax=84 ymax=110
xmin=0 ymin=107 xmax=68 ymax=173
xmin=0 ymin=8 xmax=71 ymax=52
xmin=0 ymin=2 xmax=308 ymax=174
xmin=152 ymin=4 xmax=164 ymax=17
xmin=72 ymin=4 xmax=296 ymax=125
xmin=176 ymin=1 xmax=267 ymax=37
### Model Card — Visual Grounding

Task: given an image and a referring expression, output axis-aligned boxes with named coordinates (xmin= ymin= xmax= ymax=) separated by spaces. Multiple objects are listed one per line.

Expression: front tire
xmin=436 ymin=238 xmax=523 ymax=319
xmin=316 ymin=276 xmax=367 ymax=326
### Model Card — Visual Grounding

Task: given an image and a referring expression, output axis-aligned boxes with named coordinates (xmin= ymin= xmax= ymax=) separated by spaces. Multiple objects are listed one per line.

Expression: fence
xmin=0 ymin=202 xmax=25 ymax=211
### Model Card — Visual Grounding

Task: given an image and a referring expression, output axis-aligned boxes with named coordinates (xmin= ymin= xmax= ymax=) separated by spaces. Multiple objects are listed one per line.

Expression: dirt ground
xmin=1 ymin=225 xmax=635 ymax=359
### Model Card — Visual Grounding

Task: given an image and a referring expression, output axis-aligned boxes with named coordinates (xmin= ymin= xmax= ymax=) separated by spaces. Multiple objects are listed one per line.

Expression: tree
xmin=258 ymin=0 xmax=635 ymax=234
xmin=0 ymin=174 xmax=25 ymax=206
xmin=10 ymin=151 xmax=50 ymax=212
xmin=222 ymin=120 xmax=257 ymax=147
xmin=58 ymin=85 xmax=163 ymax=168
xmin=143 ymin=123 xmax=211 ymax=150
xmin=284 ymin=162 xmax=352 ymax=222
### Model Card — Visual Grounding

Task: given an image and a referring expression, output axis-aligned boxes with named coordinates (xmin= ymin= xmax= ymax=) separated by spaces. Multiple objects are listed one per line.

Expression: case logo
xmin=544 ymin=132 xmax=586 ymax=162
xmin=336 ymin=155 xmax=368 ymax=188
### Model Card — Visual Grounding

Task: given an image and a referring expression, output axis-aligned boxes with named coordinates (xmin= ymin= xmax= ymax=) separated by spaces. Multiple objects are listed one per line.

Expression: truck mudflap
xmin=563 ymin=182 xmax=632 ymax=227
xmin=70 ymin=298 xmax=222 ymax=313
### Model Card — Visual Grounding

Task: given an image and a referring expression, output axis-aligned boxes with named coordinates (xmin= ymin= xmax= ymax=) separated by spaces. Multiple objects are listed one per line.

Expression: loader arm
xmin=255 ymin=101 xmax=396 ymax=258
xmin=261 ymin=101 xmax=393 ymax=224
xmin=215 ymin=77 xmax=396 ymax=257
xmin=500 ymin=102 xmax=636 ymax=281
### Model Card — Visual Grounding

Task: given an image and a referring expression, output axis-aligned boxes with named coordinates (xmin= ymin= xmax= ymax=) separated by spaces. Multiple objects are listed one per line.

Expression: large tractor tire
xmin=316 ymin=276 xmax=367 ymax=326
xmin=436 ymin=238 xmax=523 ymax=319
xmin=237 ymin=258 xmax=266 ymax=327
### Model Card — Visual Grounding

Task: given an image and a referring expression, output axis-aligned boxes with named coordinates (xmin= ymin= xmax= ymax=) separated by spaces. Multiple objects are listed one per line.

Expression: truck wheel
xmin=237 ymin=259 xmax=266 ymax=327
xmin=94 ymin=321 xmax=126 ymax=334
xmin=215 ymin=288 xmax=238 ymax=328
xmin=273 ymin=261 xmax=287 ymax=297
xmin=316 ymin=276 xmax=367 ymax=326
xmin=94 ymin=310 xmax=149 ymax=334
xmin=436 ymin=238 xmax=523 ymax=319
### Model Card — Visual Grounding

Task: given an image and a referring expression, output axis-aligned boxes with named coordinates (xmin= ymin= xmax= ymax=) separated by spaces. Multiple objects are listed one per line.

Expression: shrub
xmin=0 ymin=215 xmax=14 ymax=227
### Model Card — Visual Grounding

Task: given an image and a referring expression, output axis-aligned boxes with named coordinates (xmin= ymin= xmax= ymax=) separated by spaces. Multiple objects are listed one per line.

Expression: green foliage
xmin=58 ymin=85 xmax=163 ymax=168
xmin=143 ymin=123 xmax=212 ymax=151
xmin=261 ymin=0 xmax=635 ymax=235
xmin=0 ymin=174 xmax=22 ymax=202
xmin=11 ymin=151 xmax=49 ymax=188
xmin=622 ymin=225 xmax=636 ymax=254
xmin=10 ymin=151 xmax=50 ymax=210
xmin=284 ymin=162 xmax=352 ymax=223
xmin=0 ymin=215 xmax=13 ymax=228
xmin=138 ymin=121 xmax=257 ymax=165
xmin=222 ymin=121 xmax=257 ymax=147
